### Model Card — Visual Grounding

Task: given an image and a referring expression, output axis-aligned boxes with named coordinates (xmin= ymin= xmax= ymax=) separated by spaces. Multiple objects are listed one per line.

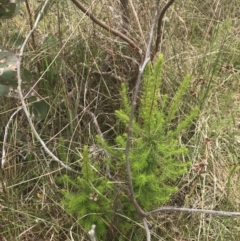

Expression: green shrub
xmin=60 ymin=54 xmax=199 ymax=240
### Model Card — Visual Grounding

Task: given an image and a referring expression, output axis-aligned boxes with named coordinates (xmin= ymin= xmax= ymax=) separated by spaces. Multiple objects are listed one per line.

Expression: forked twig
xmin=16 ymin=0 xmax=80 ymax=174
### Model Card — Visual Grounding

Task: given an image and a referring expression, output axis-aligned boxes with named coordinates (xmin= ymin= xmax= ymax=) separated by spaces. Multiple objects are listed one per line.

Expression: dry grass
xmin=0 ymin=0 xmax=240 ymax=240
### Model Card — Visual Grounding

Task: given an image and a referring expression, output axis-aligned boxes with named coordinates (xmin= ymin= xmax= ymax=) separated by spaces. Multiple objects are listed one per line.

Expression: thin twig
xmin=70 ymin=0 xmax=142 ymax=56
xmin=143 ymin=218 xmax=151 ymax=241
xmin=16 ymin=0 xmax=80 ymax=174
xmin=2 ymin=98 xmax=49 ymax=168
xmin=154 ymin=0 xmax=176 ymax=55
xmin=146 ymin=206 xmax=240 ymax=217
xmin=79 ymin=105 xmax=103 ymax=140
xmin=70 ymin=223 xmax=75 ymax=241
xmin=91 ymin=70 xmax=125 ymax=82
xmin=2 ymin=106 xmax=23 ymax=168
xmin=25 ymin=0 xmax=41 ymax=74
xmin=125 ymin=0 xmax=161 ymax=218
xmin=57 ymin=2 xmax=72 ymax=114
xmin=129 ymin=0 xmax=146 ymax=48
xmin=25 ymin=0 xmax=36 ymax=48
xmin=120 ymin=0 xmax=129 ymax=34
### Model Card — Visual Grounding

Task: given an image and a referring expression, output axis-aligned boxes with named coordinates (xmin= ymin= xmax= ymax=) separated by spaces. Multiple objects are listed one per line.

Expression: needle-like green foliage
xmin=109 ymin=54 xmax=199 ymax=209
xmin=60 ymin=146 xmax=112 ymax=237
xmin=61 ymin=54 xmax=199 ymax=240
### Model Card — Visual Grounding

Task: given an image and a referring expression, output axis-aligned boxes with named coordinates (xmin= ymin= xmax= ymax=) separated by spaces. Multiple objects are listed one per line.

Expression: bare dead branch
xmin=70 ymin=0 xmax=142 ymax=56
xmin=16 ymin=0 xmax=80 ymax=175
xmin=154 ymin=0 xmax=176 ymax=55
xmin=125 ymin=0 xmax=161 ymax=218
xmin=146 ymin=206 xmax=240 ymax=217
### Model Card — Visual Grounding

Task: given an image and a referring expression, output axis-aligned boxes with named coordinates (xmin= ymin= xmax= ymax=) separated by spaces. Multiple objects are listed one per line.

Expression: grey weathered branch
xmin=16 ymin=0 xmax=80 ymax=174
xmin=146 ymin=206 xmax=240 ymax=217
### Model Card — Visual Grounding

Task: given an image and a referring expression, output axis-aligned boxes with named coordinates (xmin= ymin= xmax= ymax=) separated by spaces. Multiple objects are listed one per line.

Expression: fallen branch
xmin=147 ymin=206 xmax=240 ymax=217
